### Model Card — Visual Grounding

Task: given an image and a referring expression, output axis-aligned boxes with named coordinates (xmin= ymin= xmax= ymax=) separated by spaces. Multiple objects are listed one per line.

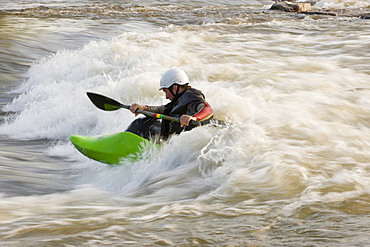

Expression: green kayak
xmin=70 ymin=131 xmax=155 ymax=164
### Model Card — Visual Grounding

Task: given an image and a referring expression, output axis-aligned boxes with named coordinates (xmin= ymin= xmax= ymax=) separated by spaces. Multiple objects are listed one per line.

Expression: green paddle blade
xmin=86 ymin=92 xmax=129 ymax=111
xmin=103 ymin=103 xmax=121 ymax=111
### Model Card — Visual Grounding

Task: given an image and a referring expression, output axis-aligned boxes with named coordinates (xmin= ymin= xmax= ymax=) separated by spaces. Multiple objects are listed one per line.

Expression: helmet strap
xmin=169 ymin=84 xmax=180 ymax=98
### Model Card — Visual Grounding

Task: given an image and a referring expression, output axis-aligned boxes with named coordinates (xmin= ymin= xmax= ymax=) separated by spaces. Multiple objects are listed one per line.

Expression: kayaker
xmin=126 ymin=67 xmax=214 ymax=140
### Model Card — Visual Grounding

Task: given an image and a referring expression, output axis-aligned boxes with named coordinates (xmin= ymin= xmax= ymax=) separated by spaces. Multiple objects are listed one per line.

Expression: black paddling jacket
xmin=161 ymin=88 xmax=213 ymax=139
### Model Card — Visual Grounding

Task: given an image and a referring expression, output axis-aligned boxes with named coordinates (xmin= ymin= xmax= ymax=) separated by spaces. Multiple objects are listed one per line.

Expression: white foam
xmin=1 ymin=26 xmax=370 ymax=205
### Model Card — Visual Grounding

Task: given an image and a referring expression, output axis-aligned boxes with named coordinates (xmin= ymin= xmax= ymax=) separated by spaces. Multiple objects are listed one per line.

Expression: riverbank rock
xmin=270 ymin=2 xmax=370 ymax=19
xmin=270 ymin=2 xmax=312 ymax=12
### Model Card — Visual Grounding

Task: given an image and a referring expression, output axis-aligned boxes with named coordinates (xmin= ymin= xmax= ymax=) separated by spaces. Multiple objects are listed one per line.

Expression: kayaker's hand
xmin=180 ymin=115 xmax=197 ymax=127
xmin=130 ymin=103 xmax=146 ymax=116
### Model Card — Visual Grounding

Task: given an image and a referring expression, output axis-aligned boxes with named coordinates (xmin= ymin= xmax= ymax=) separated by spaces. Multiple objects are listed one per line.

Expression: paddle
xmin=86 ymin=92 xmax=202 ymax=126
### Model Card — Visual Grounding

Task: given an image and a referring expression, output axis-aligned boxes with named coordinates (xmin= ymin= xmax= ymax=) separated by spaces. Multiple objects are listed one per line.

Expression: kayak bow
xmin=70 ymin=131 xmax=155 ymax=164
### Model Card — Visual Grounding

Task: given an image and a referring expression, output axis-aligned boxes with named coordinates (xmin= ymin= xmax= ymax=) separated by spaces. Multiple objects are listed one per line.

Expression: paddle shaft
xmin=87 ymin=92 xmax=201 ymax=126
xmin=118 ymin=103 xmax=199 ymax=125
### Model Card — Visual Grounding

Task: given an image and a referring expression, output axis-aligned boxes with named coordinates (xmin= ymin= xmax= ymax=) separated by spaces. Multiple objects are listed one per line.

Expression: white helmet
xmin=159 ymin=68 xmax=189 ymax=90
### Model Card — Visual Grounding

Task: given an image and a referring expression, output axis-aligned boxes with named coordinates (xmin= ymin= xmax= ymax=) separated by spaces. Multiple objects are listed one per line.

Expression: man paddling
xmin=126 ymin=67 xmax=214 ymax=140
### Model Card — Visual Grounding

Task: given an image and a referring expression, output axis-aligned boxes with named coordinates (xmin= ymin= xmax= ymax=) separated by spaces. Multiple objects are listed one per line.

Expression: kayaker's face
xmin=162 ymin=88 xmax=173 ymax=100
xmin=162 ymin=85 xmax=177 ymax=101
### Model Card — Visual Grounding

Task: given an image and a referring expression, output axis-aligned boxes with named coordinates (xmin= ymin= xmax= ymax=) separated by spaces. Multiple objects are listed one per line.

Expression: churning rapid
xmin=1 ymin=0 xmax=370 ymax=246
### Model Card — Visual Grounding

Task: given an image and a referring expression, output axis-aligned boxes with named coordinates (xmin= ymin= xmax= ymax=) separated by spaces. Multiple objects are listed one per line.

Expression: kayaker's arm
xmin=129 ymin=104 xmax=165 ymax=116
xmin=129 ymin=103 xmax=145 ymax=116
xmin=192 ymin=102 xmax=213 ymax=121
xmin=180 ymin=102 xmax=213 ymax=127
xmin=147 ymin=105 xmax=165 ymax=113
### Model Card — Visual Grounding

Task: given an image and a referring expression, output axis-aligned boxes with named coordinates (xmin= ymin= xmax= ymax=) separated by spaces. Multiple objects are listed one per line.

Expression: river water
xmin=1 ymin=0 xmax=370 ymax=246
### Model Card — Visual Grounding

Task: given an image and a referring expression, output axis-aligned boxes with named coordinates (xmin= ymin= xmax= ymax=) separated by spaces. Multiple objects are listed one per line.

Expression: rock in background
xmin=270 ymin=2 xmax=312 ymax=12
xmin=270 ymin=1 xmax=370 ymax=18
